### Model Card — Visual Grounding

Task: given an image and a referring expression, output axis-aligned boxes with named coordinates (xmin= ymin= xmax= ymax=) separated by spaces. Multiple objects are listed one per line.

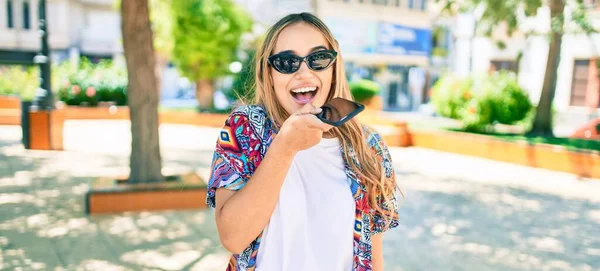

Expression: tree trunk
xmin=528 ymin=0 xmax=565 ymax=137
xmin=196 ymin=79 xmax=214 ymax=111
xmin=121 ymin=0 xmax=163 ymax=183
xmin=155 ymin=53 xmax=169 ymax=98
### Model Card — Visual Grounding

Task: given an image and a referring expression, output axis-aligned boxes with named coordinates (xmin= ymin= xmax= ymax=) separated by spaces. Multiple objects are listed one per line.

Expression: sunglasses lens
xmin=272 ymin=55 xmax=301 ymax=74
xmin=307 ymin=51 xmax=335 ymax=70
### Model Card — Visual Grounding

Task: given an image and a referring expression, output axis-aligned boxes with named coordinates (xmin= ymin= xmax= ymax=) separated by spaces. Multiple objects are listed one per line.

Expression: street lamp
xmin=33 ymin=0 xmax=53 ymax=110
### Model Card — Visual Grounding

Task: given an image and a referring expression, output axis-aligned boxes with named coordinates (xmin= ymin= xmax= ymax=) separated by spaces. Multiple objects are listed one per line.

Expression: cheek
xmin=271 ymin=73 xmax=291 ymax=99
xmin=318 ymin=72 xmax=334 ymax=96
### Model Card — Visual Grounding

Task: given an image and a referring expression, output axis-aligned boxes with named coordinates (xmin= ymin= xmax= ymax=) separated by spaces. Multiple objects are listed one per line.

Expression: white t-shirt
xmin=255 ymin=137 xmax=355 ymax=271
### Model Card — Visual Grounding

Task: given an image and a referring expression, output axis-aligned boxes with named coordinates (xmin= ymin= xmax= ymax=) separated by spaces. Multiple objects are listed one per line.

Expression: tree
xmin=171 ymin=0 xmax=253 ymax=111
xmin=437 ymin=0 xmax=595 ymax=136
xmin=121 ymin=0 xmax=163 ymax=183
xmin=115 ymin=0 xmax=172 ymax=92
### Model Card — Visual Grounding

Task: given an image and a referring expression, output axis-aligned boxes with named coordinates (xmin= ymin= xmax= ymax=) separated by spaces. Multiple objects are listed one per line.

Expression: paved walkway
xmin=1 ymin=120 xmax=599 ymax=271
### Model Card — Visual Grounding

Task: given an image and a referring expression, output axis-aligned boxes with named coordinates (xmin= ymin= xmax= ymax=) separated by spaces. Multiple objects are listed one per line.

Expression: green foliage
xmin=432 ymin=47 xmax=449 ymax=57
xmin=349 ymin=79 xmax=381 ymax=103
xmin=0 ymin=65 xmax=39 ymax=101
xmin=431 ymin=71 xmax=533 ymax=132
xmin=429 ymin=75 xmax=473 ymax=119
xmin=487 ymin=72 xmax=533 ymax=125
xmin=227 ymin=49 xmax=256 ymax=104
xmin=150 ymin=0 xmax=174 ymax=58
xmin=170 ymin=0 xmax=253 ymax=82
xmin=54 ymin=58 xmax=127 ymax=106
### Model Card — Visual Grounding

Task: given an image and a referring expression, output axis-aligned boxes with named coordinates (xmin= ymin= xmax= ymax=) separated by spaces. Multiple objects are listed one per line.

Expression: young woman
xmin=206 ymin=12 xmax=401 ymax=271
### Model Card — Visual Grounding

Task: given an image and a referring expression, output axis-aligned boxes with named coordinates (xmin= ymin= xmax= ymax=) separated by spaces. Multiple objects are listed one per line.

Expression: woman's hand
xmin=276 ymin=103 xmax=332 ymax=155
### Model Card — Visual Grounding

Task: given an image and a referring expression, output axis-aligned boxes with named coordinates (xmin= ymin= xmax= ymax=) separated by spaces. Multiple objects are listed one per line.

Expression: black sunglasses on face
xmin=268 ymin=50 xmax=338 ymax=74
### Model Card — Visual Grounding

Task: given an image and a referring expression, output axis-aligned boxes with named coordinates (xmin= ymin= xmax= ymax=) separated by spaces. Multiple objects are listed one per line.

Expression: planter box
xmin=159 ymin=111 xmax=228 ymax=127
xmin=411 ymin=129 xmax=600 ymax=179
xmin=357 ymin=110 xmax=412 ymax=147
xmin=0 ymin=95 xmax=21 ymax=125
xmin=56 ymin=105 xmax=229 ymax=127
xmin=86 ymin=172 xmax=208 ymax=214
xmin=362 ymin=96 xmax=383 ymax=111
xmin=60 ymin=105 xmax=130 ymax=120
xmin=28 ymin=108 xmax=65 ymax=150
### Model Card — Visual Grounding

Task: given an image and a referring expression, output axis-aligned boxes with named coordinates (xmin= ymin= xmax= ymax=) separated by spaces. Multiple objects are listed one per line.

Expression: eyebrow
xmin=276 ymin=45 xmax=328 ymax=55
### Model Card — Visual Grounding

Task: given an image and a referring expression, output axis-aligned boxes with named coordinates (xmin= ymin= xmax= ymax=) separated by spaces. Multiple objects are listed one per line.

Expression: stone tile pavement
xmin=1 ymin=120 xmax=599 ymax=271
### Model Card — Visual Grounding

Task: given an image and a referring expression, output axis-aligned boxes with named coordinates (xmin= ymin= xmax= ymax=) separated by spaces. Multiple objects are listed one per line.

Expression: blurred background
xmin=1 ymin=0 xmax=600 ymax=270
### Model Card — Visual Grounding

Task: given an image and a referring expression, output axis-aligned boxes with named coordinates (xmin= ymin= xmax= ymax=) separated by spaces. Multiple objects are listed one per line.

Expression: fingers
xmin=295 ymin=103 xmax=322 ymax=115
xmin=305 ymin=114 xmax=333 ymax=132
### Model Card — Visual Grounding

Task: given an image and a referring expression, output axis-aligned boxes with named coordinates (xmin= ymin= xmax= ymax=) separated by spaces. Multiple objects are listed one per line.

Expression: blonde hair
xmin=250 ymin=12 xmax=400 ymax=226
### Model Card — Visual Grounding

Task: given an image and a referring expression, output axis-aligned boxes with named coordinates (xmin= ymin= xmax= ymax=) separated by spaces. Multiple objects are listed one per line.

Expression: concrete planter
xmin=0 ymin=95 xmax=21 ymax=125
xmin=411 ymin=129 xmax=600 ymax=179
xmin=85 ymin=172 xmax=208 ymax=214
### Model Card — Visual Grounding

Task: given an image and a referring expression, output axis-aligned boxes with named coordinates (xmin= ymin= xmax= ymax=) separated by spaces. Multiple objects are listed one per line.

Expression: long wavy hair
xmin=250 ymin=12 xmax=400 ymax=225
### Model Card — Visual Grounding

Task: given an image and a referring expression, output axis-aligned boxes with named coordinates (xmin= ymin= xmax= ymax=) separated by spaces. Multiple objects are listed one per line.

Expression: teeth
xmin=291 ymin=86 xmax=317 ymax=93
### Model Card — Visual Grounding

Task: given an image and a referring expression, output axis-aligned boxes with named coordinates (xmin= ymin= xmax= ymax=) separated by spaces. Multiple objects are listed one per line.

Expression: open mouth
xmin=290 ymin=86 xmax=318 ymax=104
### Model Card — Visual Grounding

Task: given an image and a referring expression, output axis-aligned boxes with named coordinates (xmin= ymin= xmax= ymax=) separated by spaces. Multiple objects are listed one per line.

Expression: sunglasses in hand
xmin=268 ymin=50 xmax=338 ymax=74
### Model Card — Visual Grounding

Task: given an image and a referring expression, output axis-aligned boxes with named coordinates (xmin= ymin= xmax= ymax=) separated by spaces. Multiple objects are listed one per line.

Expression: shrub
xmin=54 ymin=58 xmax=127 ymax=106
xmin=430 ymin=71 xmax=533 ymax=132
xmin=349 ymin=79 xmax=380 ymax=103
xmin=0 ymin=65 xmax=39 ymax=101
xmin=487 ymin=72 xmax=533 ymax=125
xmin=430 ymin=74 xmax=473 ymax=119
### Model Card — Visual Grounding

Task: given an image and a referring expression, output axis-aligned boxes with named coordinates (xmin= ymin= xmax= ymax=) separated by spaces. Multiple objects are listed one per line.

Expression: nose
xmin=294 ymin=60 xmax=313 ymax=79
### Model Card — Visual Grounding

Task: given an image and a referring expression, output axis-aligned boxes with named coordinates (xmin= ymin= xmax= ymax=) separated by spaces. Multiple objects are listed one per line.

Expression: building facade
xmin=0 ymin=0 xmax=121 ymax=65
xmin=1 ymin=0 xmax=438 ymax=112
xmin=316 ymin=0 xmax=435 ymax=111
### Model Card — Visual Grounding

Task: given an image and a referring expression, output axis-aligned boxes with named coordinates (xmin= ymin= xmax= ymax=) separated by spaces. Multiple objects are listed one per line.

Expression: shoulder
xmin=224 ymin=105 xmax=268 ymax=130
xmin=222 ymin=104 xmax=272 ymax=143
xmin=361 ymin=124 xmax=386 ymax=154
xmin=226 ymin=105 xmax=268 ymax=124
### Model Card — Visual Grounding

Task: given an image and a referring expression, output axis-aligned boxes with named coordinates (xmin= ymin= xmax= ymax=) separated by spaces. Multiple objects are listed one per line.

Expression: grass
xmin=484 ymin=133 xmax=600 ymax=153
xmin=158 ymin=105 xmax=199 ymax=112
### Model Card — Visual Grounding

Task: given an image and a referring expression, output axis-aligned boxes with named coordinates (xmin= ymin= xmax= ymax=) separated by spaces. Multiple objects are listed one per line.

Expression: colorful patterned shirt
xmin=207 ymin=105 xmax=400 ymax=271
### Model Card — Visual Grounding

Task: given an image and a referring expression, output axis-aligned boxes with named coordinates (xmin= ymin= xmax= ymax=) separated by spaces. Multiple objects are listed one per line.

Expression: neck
xmin=323 ymin=130 xmax=336 ymax=138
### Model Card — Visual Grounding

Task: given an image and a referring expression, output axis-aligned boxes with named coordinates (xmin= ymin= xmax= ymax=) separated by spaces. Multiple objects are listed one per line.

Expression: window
xmin=408 ymin=0 xmax=414 ymax=9
xmin=23 ymin=1 xmax=31 ymax=30
xmin=490 ymin=60 xmax=519 ymax=73
xmin=421 ymin=0 xmax=427 ymax=11
xmin=372 ymin=0 xmax=388 ymax=4
xmin=583 ymin=0 xmax=599 ymax=9
xmin=570 ymin=59 xmax=590 ymax=106
xmin=7 ymin=0 xmax=14 ymax=29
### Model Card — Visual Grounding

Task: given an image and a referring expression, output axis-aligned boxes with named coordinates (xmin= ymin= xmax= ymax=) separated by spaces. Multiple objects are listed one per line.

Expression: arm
xmin=214 ymin=136 xmax=294 ymax=254
xmin=371 ymin=233 xmax=384 ymax=271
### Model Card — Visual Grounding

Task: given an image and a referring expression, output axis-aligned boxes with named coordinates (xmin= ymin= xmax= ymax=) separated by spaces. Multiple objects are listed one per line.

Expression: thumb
xmin=306 ymin=114 xmax=333 ymax=132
